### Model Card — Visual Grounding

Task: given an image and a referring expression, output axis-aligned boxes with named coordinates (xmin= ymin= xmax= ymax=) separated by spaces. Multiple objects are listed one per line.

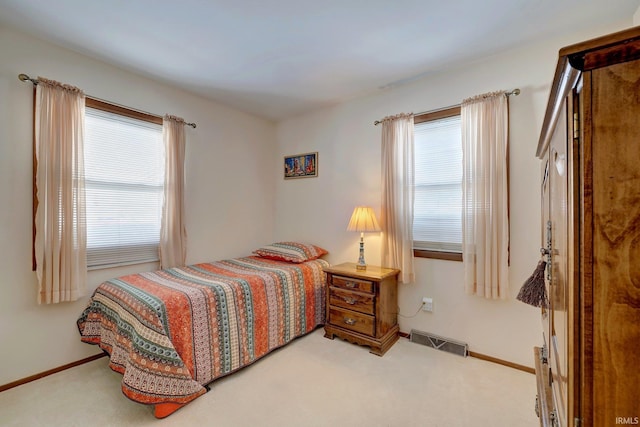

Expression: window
xmin=84 ymin=100 xmax=164 ymax=269
xmin=413 ymin=107 xmax=463 ymax=261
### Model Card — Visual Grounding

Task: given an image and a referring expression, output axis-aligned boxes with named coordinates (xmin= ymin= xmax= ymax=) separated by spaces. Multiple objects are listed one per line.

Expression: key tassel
xmin=516 ymin=260 xmax=548 ymax=308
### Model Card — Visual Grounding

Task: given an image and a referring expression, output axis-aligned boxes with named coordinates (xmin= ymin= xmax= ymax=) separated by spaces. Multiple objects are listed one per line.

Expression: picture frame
xmin=284 ymin=152 xmax=318 ymax=179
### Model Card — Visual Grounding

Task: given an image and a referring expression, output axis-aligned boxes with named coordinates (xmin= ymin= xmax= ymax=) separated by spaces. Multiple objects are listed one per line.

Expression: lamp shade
xmin=347 ymin=206 xmax=381 ymax=232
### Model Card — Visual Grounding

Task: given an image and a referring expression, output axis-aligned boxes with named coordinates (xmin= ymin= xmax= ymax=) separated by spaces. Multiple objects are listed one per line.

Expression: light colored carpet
xmin=0 ymin=329 xmax=538 ymax=426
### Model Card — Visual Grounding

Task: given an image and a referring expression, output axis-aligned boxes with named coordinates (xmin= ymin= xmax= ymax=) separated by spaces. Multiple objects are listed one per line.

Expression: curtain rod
xmin=18 ymin=73 xmax=197 ymax=128
xmin=373 ymin=88 xmax=521 ymax=126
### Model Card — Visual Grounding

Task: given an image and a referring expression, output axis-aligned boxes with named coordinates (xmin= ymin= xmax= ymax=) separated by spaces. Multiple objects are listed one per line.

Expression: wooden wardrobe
xmin=535 ymin=27 xmax=640 ymax=426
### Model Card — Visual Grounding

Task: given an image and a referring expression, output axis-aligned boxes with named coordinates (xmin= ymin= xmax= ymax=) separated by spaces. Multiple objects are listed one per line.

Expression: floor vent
xmin=410 ymin=329 xmax=468 ymax=357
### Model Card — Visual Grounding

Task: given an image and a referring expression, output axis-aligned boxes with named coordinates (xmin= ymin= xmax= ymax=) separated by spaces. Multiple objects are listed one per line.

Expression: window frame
xmin=413 ymin=106 xmax=463 ymax=262
xmin=84 ymin=98 xmax=164 ymax=270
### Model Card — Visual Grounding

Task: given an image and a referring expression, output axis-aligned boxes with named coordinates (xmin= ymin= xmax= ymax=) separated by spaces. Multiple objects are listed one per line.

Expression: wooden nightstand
xmin=323 ymin=262 xmax=400 ymax=356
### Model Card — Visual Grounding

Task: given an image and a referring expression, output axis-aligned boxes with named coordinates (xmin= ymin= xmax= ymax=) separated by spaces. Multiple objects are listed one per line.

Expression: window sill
xmin=413 ymin=249 xmax=462 ymax=262
xmin=87 ymin=258 xmax=160 ymax=271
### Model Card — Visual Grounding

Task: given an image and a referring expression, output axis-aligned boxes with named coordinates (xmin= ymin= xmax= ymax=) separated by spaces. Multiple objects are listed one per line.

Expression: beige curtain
xmin=159 ymin=115 xmax=187 ymax=269
xmin=34 ymin=77 xmax=87 ymax=304
xmin=380 ymin=113 xmax=415 ymax=284
xmin=461 ymin=91 xmax=509 ymax=299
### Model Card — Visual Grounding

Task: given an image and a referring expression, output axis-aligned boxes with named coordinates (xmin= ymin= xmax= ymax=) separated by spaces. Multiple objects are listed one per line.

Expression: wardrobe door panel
xmin=547 ymin=99 xmax=570 ymax=427
xmin=590 ymin=60 xmax=640 ymax=427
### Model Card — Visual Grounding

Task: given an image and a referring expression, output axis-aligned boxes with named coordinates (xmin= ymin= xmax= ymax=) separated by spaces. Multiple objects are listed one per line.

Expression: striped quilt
xmin=77 ymin=256 xmax=328 ymax=408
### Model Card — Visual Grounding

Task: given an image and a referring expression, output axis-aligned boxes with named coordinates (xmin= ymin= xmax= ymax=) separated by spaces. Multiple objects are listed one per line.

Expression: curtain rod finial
xmin=18 ymin=73 xmax=38 ymax=85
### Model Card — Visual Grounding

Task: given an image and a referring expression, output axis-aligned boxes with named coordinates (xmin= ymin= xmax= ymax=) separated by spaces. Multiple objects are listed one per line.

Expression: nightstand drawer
xmin=331 ymin=275 xmax=373 ymax=293
xmin=329 ymin=287 xmax=374 ymax=315
xmin=329 ymin=306 xmax=375 ymax=336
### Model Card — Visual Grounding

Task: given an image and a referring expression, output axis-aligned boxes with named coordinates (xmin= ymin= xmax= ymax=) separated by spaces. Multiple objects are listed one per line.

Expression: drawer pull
xmin=345 ymin=282 xmax=358 ymax=289
xmin=344 ymin=297 xmax=356 ymax=305
xmin=343 ymin=317 xmax=356 ymax=326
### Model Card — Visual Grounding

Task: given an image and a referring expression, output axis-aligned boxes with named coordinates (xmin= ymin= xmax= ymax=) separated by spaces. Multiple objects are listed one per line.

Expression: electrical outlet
xmin=422 ymin=297 xmax=433 ymax=312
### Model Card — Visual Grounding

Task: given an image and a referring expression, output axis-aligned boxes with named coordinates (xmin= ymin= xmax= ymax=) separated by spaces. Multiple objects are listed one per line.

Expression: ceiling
xmin=1 ymin=0 xmax=637 ymax=120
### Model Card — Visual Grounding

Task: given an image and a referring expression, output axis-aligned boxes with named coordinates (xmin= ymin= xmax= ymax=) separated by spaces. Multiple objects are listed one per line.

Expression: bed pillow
xmin=253 ymin=242 xmax=328 ymax=263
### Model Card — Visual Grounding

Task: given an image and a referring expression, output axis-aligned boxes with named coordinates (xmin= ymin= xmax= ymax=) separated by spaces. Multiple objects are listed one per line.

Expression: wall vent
xmin=410 ymin=329 xmax=468 ymax=357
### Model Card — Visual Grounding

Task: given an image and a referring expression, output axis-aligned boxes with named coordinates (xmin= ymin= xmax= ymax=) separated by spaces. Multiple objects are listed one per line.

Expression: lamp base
xmin=356 ymin=233 xmax=367 ymax=271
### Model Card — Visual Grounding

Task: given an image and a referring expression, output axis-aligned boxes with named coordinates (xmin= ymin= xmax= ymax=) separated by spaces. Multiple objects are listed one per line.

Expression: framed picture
xmin=284 ymin=152 xmax=318 ymax=179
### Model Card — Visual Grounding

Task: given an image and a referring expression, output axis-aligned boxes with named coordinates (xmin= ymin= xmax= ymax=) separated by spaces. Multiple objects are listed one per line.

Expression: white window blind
xmin=84 ymin=107 xmax=164 ymax=269
xmin=413 ymin=115 xmax=463 ymax=252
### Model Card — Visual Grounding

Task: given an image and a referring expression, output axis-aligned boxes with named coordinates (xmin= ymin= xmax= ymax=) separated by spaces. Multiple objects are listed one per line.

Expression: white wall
xmin=275 ymin=20 xmax=632 ymax=367
xmin=0 ymin=26 xmax=277 ymax=385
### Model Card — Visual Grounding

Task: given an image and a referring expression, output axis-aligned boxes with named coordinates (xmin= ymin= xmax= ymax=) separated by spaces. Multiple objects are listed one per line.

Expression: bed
xmin=77 ymin=243 xmax=328 ymax=418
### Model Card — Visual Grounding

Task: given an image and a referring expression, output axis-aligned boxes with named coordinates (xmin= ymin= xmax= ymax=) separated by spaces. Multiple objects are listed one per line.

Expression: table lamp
xmin=347 ymin=206 xmax=381 ymax=270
